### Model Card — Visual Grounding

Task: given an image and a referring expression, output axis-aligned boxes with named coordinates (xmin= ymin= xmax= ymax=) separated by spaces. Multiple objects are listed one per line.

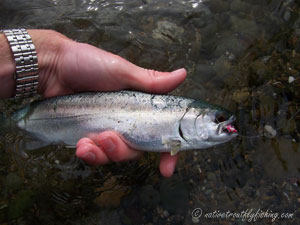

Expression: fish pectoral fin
xmin=170 ymin=149 xmax=180 ymax=156
xmin=162 ymin=137 xmax=181 ymax=148
xmin=161 ymin=137 xmax=181 ymax=156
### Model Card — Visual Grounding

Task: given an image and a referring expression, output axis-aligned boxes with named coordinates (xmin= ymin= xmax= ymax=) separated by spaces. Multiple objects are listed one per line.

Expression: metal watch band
xmin=1 ymin=29 xmax=39 ymax=98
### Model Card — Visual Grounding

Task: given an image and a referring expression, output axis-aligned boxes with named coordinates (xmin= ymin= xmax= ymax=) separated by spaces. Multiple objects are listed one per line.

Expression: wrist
xmin=0 ymin=29 xmax=67 ymax=98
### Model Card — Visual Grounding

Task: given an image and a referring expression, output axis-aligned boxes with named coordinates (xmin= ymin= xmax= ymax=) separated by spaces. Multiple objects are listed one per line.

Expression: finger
xmin=95 ymin=131 xmax=143 ymax=162
xmin=76 ymin=137 xmax=110 ymax=165
xmin=159 ymin=152 xmax=179 ymax=178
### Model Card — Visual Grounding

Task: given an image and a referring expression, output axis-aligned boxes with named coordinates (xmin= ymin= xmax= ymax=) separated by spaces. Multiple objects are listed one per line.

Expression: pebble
xmin=206 ymin=172 xmax=217 ymax=182
xmin=163 ymin=210 xmax=169 ymax=217
xmin=288 ymin=76 xmax=295 ymax=83
xmin=264 ymin=125 xmax=277 ymax=137
xmin=284 ymin=10 xmax=291 ymax=22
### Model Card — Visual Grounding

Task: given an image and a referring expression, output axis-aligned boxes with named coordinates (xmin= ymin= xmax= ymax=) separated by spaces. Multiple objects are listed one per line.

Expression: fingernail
xmin=100 ymin=137 xmax=115 ymax=153
xmin=171 ymin=68 xmax=186 ymax=76
xmin=82 ymin=151 xmax=96 ymax=162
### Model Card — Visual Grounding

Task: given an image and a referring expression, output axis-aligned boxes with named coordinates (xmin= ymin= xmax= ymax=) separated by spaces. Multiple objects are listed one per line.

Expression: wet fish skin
xmin=8 ymin=91 xmax=237 ymax=152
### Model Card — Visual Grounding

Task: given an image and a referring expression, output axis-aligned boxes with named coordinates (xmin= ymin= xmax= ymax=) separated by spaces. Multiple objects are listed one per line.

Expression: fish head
xmin=179 ymin=106 xmax=237 ymax=149
xmin=195 ymin=109 xmax=238 ymax=145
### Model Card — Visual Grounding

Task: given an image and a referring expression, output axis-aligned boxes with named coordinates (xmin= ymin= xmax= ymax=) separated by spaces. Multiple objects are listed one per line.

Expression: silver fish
xmin=2 ymin=91 xmax=237 ymax=155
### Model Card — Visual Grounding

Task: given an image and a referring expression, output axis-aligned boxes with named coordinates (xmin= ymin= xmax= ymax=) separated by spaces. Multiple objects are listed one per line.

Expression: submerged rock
xmin=4 ymin=173 xmax=23 ymax=191
xmin=214 ymin=35 xmax=248 ymax=58
xmin=194 ymin=64 xmax=216 ymax=84
xmin=160 ymin=176 xmax=189 ymax=213
xmin=152 ymin=21 xmax=184 ymax=44
xmin=232 ymin=88 xmax=250 ymax=103
xmin=230 ymin=0 xmax=251 ymax=14
xmin=139 ymin=185 xmax=160 ymax=208
xmin=214 ymin=55 xmax=234 ymax=80
xmin=94 ymin=185 xmax=130 ymax=208
xmin=8 ymin=190 xmax=34 ymax=220
xmin=94 ymin=177 xmax=130 ymax=208
xmin=230 ymin=15 xmax=259 ymax=40
xmin=205 ymin=0 xmax=230 ymax=13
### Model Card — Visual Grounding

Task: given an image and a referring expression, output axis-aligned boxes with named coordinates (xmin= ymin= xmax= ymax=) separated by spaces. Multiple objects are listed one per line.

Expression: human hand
xmin=35 ymin=30 xmax=187 ymax=177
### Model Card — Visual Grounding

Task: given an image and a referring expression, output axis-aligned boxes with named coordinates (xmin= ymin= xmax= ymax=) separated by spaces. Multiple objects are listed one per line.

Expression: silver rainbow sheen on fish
xmin=3 ymin=91 xmax=238 ymax=155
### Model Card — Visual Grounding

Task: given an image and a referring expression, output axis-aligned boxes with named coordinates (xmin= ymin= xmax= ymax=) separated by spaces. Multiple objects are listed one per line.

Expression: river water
xmin=0 ymin=0 xmax=299 ymax=224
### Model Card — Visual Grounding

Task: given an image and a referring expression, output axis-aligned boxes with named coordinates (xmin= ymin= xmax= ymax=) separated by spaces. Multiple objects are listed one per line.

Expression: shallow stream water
xmin=0 ymin=0 xmax=299 ymax=224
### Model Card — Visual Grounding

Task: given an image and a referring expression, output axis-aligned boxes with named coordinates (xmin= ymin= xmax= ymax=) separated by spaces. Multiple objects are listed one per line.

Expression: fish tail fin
xmin=0 ymin=112 xmax=29 ymax=158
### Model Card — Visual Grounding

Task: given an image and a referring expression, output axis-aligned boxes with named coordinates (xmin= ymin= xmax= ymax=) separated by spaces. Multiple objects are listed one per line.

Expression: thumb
xmin=96 ymin=48 xmax=187 ymax=93
xmin=60 ymin=42 xmax=187 ymax=94
xmin=92 ymin=47 xmax=187 ymax=93
xmin=122 ymin=66 xmax=187 ymax=94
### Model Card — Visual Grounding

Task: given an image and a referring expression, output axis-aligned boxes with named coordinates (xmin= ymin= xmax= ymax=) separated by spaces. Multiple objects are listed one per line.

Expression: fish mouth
xmin=216 ymin=115 xmax=237 ymax=135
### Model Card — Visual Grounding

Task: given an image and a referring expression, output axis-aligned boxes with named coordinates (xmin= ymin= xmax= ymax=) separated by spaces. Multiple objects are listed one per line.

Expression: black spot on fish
xmin=53 ymin=103 xmax=57 ymax=113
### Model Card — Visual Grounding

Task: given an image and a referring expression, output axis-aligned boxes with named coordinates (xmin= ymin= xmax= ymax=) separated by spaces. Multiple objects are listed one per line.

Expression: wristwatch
xmin=1 ymin=29 xmax=39 ymax=98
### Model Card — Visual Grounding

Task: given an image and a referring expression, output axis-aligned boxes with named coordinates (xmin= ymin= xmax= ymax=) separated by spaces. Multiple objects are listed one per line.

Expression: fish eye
xmin=214 ymin=112 xmax=228 ymax=124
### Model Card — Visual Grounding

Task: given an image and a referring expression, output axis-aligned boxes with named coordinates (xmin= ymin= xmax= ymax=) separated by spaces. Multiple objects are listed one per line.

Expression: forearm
xmin=0 ymin=29 xmax=66 ymax=98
